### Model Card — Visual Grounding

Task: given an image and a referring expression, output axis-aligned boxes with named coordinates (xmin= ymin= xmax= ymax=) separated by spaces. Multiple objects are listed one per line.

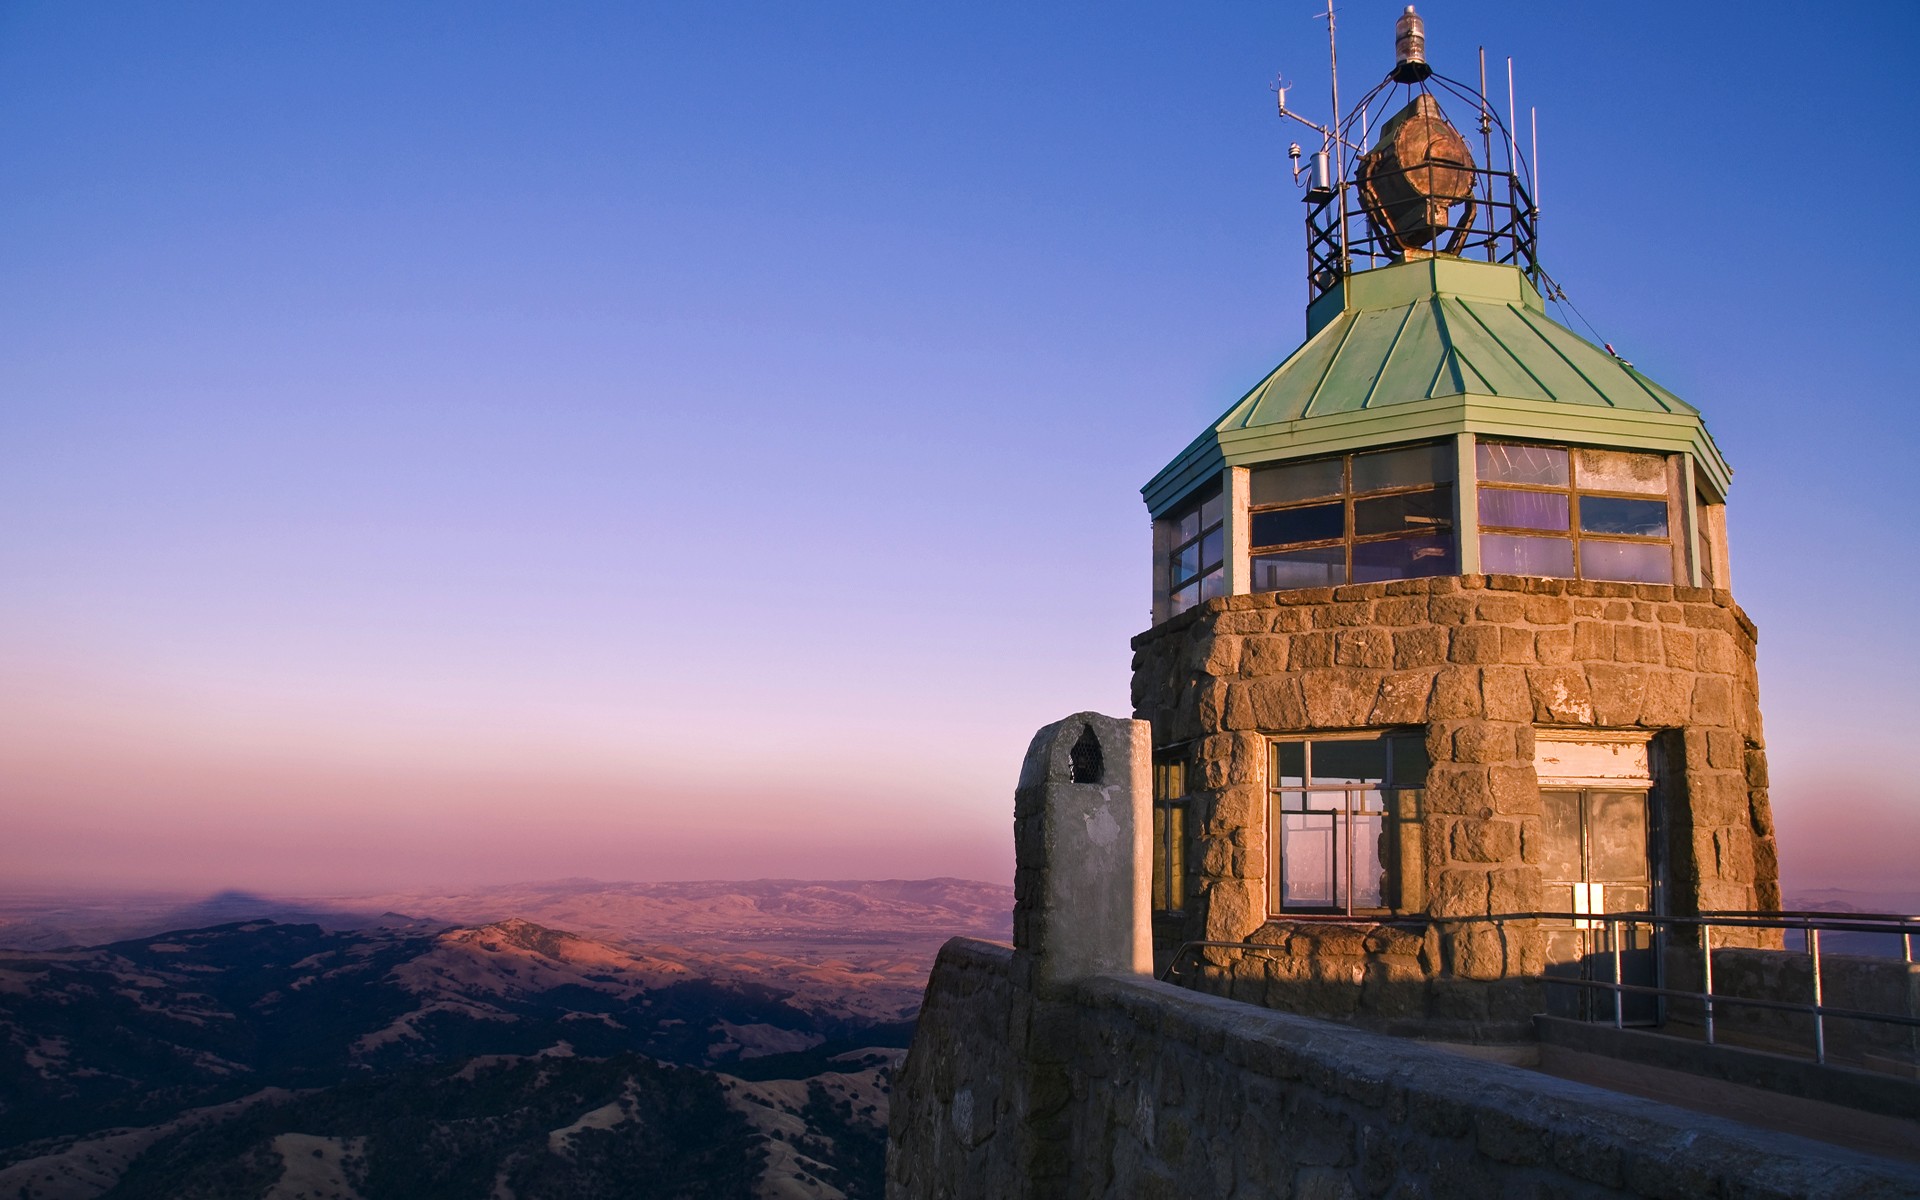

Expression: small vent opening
xmin=1068 ymin=727 xmax=1104 ymax=784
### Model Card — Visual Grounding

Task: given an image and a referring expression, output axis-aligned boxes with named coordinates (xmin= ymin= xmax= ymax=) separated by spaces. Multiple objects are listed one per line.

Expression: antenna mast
xmin=1323 ymin=0 xmax=1348 ymax=273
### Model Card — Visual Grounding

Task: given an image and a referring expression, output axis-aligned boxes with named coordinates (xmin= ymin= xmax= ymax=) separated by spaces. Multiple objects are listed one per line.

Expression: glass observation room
xmin=1159 ymin=437 xmax=1713 ymax=619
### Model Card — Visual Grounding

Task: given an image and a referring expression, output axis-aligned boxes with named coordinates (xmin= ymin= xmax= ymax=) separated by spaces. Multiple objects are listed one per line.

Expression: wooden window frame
xmin=1476 ymin=442 xmax=1679 ymax=584
xmin=1247 ymin=442 xmax=1456 ymax=590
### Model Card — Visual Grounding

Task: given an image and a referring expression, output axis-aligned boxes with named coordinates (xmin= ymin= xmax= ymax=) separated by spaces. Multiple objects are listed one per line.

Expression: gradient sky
xmin=2 ymin=2 xmax=1915 ymax=896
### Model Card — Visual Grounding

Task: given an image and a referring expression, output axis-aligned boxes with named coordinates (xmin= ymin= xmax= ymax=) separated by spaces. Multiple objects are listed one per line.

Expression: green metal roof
xmin=1143 ymin=258 xmax=1733 ymax=516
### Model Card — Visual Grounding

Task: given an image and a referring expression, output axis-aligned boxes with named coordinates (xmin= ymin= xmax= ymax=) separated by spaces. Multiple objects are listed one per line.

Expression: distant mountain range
xmin=0 ymin=877 xmax=1014 ymax=1200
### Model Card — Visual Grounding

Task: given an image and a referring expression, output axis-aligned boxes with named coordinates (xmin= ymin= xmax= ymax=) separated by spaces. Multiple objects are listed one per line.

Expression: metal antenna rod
xmin=1506 ymin=57 xmax=1518 ymax=178
xmin=1531 ymin=105 xmax=1540 ymax=213
xmin=1323 ymin=0 xmax=1348 ymax=272
xmin=1478 ymin=47 xmax=1494 ymax=249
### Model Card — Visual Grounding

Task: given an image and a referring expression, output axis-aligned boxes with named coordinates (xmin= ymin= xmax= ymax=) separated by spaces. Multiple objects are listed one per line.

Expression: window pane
xmin=1174 ymin=542 xmax=1199 ymax=584
xmin=1251 ymin=457 xmax=1343 ymax=505
xmin=1154 ymin=760 xmax=1186 ymax=800
xmin=1252 ymin=545 xmax=1346 ymax=590
xmin=1354 ymin=443 xmax=1453 ymax=492
xmin=1200 ymin=491 xmax=1224 ymax=529
xmin=1282 ymin=814 xmax=1338 ymax=908
xmin=1479 ymin=486 xmax=1569 ymax=531
xmin=1481 ymin=533 xmax=1574 ymax=577
xmin=1251 ymin=501 xmax=1344 ymax=547
xmin=1352 ymin=813 xmax=1386 ymax=909
xmin=1274 ymin=741 xmax=1305 ymax=787
xmin=1578 ymin=495 xmax=1668 ymax=537
xmin=1177 ymin=508 xmax=1201 ymax=542
xmin=1574 ymin=448 xmax=1667 ymax=495
xmin=1152 ymin=807 xmax=1168 ymax=910
xmin=1199 ymin=568 xmax=1226 ymax=601
xmin=1354 ymin=485 xmax=1453 ymax=536
xmin=1167 ymin=806 xmax=1186 ymax=910
xmin=1352 ymin=534 xmax=1455 ymax=582
xmin=1540 ymin=791 xmax=1583 ymax=880
xmin=1314 ymin=739 xmax=1387 ymax=786
xmin=1477 ymin=441 xmax=1569 ymax=486
xmin=1170 ymin=582 xmax=1198 ymax=616
xmin=1580 ymin=539 xmax=1673 ymax=584
xmin=1390 ymin=736 xmax=1430 ymax=787
xmin=1199 ymin=527 xmax=1224 ymax=571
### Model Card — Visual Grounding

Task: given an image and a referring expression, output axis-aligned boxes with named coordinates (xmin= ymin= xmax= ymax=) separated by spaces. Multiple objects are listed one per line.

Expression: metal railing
xmin=1159 ymin=909 xmax=1920 ymax=1067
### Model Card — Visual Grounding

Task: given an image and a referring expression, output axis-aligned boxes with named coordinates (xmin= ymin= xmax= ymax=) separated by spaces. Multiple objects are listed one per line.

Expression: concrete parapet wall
xmin=888 ymin=940 xmax=1920 ymax=1199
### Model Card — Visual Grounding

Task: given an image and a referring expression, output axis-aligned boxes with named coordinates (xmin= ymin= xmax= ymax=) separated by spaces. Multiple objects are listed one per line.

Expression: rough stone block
xmin=1527 ymin=667 xmax=1594 ymax=724
xmin=1448 ymin=920 xmax=1504 ymax=973
xmin=1745 ymin=747 xmax=1769 ymax=789
xmin=1707 ymin=729 xmax=1743 ymax=770
xmin=1240 ymin=636 xmax=1290 ymax=676
xmin=1572 ymin=621 xmax=1613 ymax=661
xmin=1429 ymin=668 xmax=1484 ymax=719
xmin=1486 ymin=764 xmax=1540 ymax=815
xmin=1369 ymin=671 xmax=1434 ymax=725
xmin=1523 ymin=595 xmax=1572 ymax=624
xmin=1613 ymin=624 xmax=1663 ymax=664
xmin=1694 ymin=630 xmax=1738 ymax=676
xmin=1486 ymin=867 xmax=1538 ymax=914
xmin=1209 ymin=782 xmax=1264 ymax=831
xmin=1203 ymin=878 xmax=1264 ymax=941
xmin=1428 ymin=594 xmax=1475 ymax=625
xmin=1335 ymin=628 xmax=1393 ymax=669
xmin=1533 ymin=627 xmax=1574 ymax=664
xmin=1452 ymin=723 xmax=1515 ymax=765
xmin=1374 ymin=597 xmax=1428 ymax=626
xmin=1436 ymin=871 xmax=1489 ymax=917
xmin=1221 ymin=682 xmax=1258 ymax=731
xmin=1291 ymin=631 xmax=1336 ymax=669
xmin=1661 ymin=626 xmax=1697 ymax=670
xmin=1475 ymin=596 xmax=1523 ymax=623
xmin=1198 ymin=678 xmax=1231 ymax=731
xmin=1213 ymin=611 xmax=1271 ymax=635
xmin=1269 ymin=605 xmax=1312 ymax=632
xmin=1683 ymin=604 xmax=1735 ymax=633
xmin=1301 ymin=670 xmax=1378 ymax=727
xmin=1585 ymin=663 xmax=1648 ymax=727
xmin=1312 ymin=602 xmax=1375 ymax=628
xmin=1448 ymin=625 xmax=1503 ymax=664
xmin=1450 ymin=819 xmax=1520 ymax=863
xmin=1692 ymin=676 xmax=1735 ymax=725
xmin=1425 ymin=764 xmax=1493 ymax=817
xmin=1245 ymin=676 xmax=1309 ymax=730
xmin=1637 ymin=671 xmax=1693 ymax=726
xmin=1480 ymin=667 xmax=1532 ymax=723
xmin=1498 ymin=625 xmax=1535 ymax=664
xmin=1393 ymin=626 xmax=1448 ymax=669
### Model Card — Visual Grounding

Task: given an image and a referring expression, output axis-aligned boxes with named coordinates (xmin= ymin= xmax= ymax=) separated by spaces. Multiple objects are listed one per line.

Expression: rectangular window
xmin=1167 ymin=487 xmax=1225 ymax=617
xmin=1477 ymin=442 xmax=1675 ymax=584
xmin=1152 ymin=753 xmax=1189 ymax=914
xmin=1247 ymin=443 xmax=1455 ymax=591
xmin=1268 ymin=734 xmax=1427 ymax=916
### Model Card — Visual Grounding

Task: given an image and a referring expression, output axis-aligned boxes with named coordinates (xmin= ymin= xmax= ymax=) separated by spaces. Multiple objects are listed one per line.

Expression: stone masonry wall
xmin=1130 ymin=574 xmax=1773 ymax=1035
xmin=887 ymin=939 xmax=1920 ymax=1199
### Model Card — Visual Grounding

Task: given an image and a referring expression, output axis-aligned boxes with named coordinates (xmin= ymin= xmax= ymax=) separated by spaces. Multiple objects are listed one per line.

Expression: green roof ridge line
xmin=1502 ymin=302 xmax=1615 ymax=409
xmin=1360 ymin=302 xmax=1419 ymax=410
xmin=1428 ymin=298 xmax=1497 ymax=397
xmin=1300 ymin=314 xmax=1361 ymax=417
xmin=1422 ymin=300 xmax=1456 ymax=399
xmin=1449 ymin=296 xmax=1558 ymax=401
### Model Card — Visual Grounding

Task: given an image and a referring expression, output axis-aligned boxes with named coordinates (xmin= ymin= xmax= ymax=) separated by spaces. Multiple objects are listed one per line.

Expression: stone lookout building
xmin=1133 ymin=172 xmax=1769 ymax=1037
xmin=890 ymin=11 xmax=1920 ymax=1197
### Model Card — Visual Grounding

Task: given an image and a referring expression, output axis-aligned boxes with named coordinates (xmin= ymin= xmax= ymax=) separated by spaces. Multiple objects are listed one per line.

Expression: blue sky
xmin=1 ymin=2 xmax=1914 ymax=894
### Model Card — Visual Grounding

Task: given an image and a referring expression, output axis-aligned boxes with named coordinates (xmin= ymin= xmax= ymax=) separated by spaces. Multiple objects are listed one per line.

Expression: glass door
xmin=1540 ymin=788 xmax=1660 ymax=1023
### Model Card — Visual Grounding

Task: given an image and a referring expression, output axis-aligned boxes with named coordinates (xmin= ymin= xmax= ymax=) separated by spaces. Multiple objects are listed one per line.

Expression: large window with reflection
xmin=1268 ymin=734 xmax=1427 ymax=916
xmin=1152 ymin=752 xmax=1189 ymax=915
xmin=1477 ymin=443 xmax=1676 ymax=584
xmin=1166 ymin=487 xmax=1225 ymax=617
xmin=1249 ymin=443 xmax=1455 ymax=591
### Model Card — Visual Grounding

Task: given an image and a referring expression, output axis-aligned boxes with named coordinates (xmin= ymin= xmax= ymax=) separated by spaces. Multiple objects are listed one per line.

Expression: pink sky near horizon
xmin=3 ymin=3 xmax=1916 ymax=904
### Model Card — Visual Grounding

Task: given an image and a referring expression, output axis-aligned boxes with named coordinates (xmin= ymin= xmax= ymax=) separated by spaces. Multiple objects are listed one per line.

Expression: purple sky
xmin=2 ymin=2 xmax=1915 ymax=896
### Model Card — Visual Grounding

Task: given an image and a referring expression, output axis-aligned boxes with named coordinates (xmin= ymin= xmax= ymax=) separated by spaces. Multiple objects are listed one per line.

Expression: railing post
xmin=1611 ymin=916 xmax=1624 ymax=1029
xmin=1808 ymin=926 xmax=1826 ymax=1065
xmin=1701 ymin=921 xmax=1715 ymax=1046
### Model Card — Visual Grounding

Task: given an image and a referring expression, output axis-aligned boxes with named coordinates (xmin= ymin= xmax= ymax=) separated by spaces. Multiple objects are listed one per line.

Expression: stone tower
xmin=1132 ymin=14 xmax=1772 ymax=1036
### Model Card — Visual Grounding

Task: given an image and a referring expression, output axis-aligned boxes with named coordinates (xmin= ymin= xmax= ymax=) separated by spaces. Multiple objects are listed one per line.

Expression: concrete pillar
xmin=1012 ymin=712 xmax=1152 ymax=990
xmin=1453 ymin=432 xmax=1480 ymax=574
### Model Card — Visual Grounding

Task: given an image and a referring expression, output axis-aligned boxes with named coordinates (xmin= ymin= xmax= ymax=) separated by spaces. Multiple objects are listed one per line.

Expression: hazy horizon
xmin=4 ymin=2 xmax=1917 ymax=900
